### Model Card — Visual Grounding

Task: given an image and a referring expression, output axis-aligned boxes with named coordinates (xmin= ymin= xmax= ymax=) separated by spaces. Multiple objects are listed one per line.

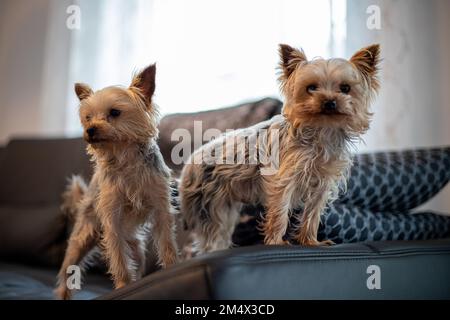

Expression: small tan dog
xmin=180 ymin=44 xmax=380 ymax=253
xmin=55 ymin=64 xmax=178 ymax=299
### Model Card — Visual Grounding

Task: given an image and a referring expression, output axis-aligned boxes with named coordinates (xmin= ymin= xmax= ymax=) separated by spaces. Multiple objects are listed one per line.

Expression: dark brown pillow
xmin=158 ymin=97 xmax=282 ymax=175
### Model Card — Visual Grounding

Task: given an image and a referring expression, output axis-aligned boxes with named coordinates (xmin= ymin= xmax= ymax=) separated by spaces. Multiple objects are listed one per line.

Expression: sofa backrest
xmin=0 ymin=138 xmax=92 ymax=266
xmin=0 ymin=147 xmax=4 ymax=168
xmin=0 ymin=138 xmax=92 ymax=206
xmin=158 ymin=97 xmax=282 ymax=175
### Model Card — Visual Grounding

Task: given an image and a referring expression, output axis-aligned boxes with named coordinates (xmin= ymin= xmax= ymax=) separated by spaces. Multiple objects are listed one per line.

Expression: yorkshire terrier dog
xmin=55 ymin=64 xmax=178 ymax=299
xmin=180 ymin=44 xmax=380 ymax=253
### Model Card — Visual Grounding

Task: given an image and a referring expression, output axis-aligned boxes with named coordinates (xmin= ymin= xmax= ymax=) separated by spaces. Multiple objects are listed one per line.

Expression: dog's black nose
xmin=322 ymin=100 xmax=337 ymax=111
xmin=86 ymin=127 xmax=97 ymax=138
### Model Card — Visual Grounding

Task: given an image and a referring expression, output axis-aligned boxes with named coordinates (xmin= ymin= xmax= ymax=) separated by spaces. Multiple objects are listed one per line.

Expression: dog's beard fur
xmin=180 ymin=44 xmax=380 ymax=254
xmin=55 ymin=64 xmax=178 ymax=300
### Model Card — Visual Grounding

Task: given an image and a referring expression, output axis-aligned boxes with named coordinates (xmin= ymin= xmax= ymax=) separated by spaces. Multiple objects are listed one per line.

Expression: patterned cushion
xmin=318 ymin=205 xmax=450 ymax=243
xmin=232 ymin=147 xmax=450 ymax=246
xmin=340 ymin=147 xmax=450 ymax=212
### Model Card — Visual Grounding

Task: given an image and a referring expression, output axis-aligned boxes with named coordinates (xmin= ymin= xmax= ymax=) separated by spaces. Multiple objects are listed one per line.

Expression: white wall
xmin=347 ymin=0 xmax=450 ymax=213
xmin=0 ymin=0 xmax=72 ymax=144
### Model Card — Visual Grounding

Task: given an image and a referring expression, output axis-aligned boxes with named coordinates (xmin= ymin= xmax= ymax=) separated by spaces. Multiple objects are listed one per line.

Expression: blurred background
xmin=0 ymin=0 xmax=449 ymax=211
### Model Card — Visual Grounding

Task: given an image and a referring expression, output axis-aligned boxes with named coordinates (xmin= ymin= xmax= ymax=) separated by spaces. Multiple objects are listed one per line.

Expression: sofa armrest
xmin=99 ymin=239 xmax=450 ymax=300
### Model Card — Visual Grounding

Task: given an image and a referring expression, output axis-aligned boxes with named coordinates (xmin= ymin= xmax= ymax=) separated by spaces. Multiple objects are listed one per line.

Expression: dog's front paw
xmin=318 ymin=239 xmax=335 ymax=246
xmin=161 ymin=255 xmax=179 ymax=268
xmin=264 ymin=237 xmax=291 ymax=246
xmin=114 ymin=280 xmax=129 ymax=289
xmin=54 ymin=286 xmax=72 ymax=300
xmin=301 ymin=239 xmax=335 ymax=247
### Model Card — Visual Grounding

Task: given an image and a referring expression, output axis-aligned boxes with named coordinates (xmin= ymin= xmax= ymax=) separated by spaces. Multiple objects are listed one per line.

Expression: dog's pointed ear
xmin=74 ymin=83 xmax=93 ymax=101
xmin=350 ymin=44 xmax=380 ymax=90
xmin=130 ymin=63 xmax=156 ymax=105
xmin=278 ymin=44 xmax=307 ymax=84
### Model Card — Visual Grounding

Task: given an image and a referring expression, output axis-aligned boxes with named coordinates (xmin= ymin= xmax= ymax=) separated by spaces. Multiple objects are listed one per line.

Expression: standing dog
xmin=55 ymin=64 xmax=178 ymax=299
xmin=180 ymin=44 xmax=380 ymax=253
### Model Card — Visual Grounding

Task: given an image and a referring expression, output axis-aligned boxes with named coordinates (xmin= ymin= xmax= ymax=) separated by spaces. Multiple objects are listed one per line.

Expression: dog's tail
xmin=61 ymin=175 xmax=88 ymax=220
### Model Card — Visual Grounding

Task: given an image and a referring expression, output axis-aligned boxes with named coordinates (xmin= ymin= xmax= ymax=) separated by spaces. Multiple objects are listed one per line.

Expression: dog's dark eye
xmin=109 ymin=109 xmax=121 ymax=117
xmin=340 ymin=84 xmax=351 ymax=94
xmin=307 ymin=84 xmax=318 ymax=93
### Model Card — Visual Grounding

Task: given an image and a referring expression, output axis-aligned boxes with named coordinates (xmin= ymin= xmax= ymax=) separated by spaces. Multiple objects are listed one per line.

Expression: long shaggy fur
xmin=55 ymin=64 xmax=178 ymax=300
xmin=180 ymin=44 xmax=381 ymax=254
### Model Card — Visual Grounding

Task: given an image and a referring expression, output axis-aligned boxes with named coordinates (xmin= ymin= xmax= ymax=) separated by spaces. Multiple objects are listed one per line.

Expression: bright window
xmin=65 ymin=0 xmax=346 ymax=135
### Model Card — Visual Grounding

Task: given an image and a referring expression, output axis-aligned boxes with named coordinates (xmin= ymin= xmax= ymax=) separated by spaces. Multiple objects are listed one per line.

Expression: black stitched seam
xmin=217 ymin=250 xmax=450 ymax=265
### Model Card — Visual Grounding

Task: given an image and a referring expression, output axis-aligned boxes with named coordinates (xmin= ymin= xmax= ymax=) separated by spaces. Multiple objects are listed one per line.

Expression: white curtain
xmin=346 ymin=0 xmax=450 ymax=213
xmin=65 ymin=0 xmax=346 ymax=134
xmin=2 ymin=0 xmax=447 ymax=212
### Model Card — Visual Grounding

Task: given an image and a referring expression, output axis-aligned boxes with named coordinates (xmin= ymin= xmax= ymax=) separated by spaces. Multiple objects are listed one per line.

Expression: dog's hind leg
xmin=195 ymin=199 xmax=241 ymax=254
xmin=54 ymin=216 xmax=97 ymax=300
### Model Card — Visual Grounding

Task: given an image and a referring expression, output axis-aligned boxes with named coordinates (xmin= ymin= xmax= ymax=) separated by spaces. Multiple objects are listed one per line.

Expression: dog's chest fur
xmin=272 ymin=123 xmax=353 ymax=208
xmin=255 ymin=117 xmax=352 ymax=206
xmin=91 ymin=142 xmax=170 ymax=216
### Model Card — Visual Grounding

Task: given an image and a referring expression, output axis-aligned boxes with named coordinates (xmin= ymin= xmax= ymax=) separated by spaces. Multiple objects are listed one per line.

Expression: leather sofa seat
xmin=100 ymin=239 xmax=450 ymax=300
